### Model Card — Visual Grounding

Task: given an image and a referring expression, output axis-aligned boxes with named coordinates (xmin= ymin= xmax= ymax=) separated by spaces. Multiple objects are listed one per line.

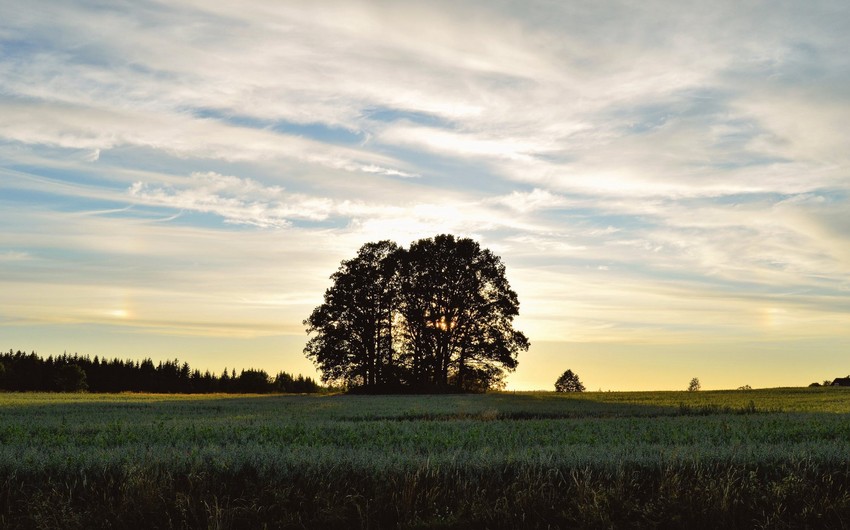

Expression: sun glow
xmin=434 ymin=315 xmax=457 ymax=331
xmin=109 ymin=309 xmax=130 ymax=319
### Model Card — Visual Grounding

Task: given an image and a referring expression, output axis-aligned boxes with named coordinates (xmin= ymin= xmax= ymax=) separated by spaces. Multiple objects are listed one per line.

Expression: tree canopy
xmin=555 ymin=369 xmax=585 ymax=393
xmin=304 ymin=234 xmax=529 ymax=392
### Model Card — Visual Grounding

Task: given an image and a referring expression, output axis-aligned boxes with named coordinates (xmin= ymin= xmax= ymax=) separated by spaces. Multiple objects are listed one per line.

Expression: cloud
xmin=128 ymin=173 xmax=331 ymax=228
xmin=4 ymin=1 xmax=848 ymax=203
xmin=380 ymin=124 xmax=548 ymax=163
xmin=3 ymin=0 xmax=850 ymax=388
xmin=359 ymin=165 xmax=419 ymax=178
xmin=0 ymin=251 xmax=30 ymax=261
xmin=125 ymin=169 xmax=556 ymax=239
xmin=490 ymin=189 xmax=573 ymax=213
xmin=0 ymin=100 xmax=419 ymax=179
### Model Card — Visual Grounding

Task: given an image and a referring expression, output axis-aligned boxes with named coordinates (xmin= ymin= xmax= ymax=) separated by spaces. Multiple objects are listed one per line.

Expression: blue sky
xmin=2 ymin=0 xmax=849 ymax=390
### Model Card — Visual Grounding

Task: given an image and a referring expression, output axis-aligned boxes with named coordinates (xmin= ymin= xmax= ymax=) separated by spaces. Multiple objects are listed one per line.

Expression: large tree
xmin=398 ymin=235 xmax=528 ymax=390
xmin=304 ymin=235 xmax=529 ymax=392
xmin=304 ymin=240 xmax=402 ymax=387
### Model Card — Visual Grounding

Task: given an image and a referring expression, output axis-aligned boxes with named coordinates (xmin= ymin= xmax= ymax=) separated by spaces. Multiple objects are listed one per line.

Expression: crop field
xmin=3 ymin=389 xmax=850 ymax=528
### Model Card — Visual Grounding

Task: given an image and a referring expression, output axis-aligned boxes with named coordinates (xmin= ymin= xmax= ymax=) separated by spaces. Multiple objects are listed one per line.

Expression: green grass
xmin=3 ymin=388 xmax=850 ymax=528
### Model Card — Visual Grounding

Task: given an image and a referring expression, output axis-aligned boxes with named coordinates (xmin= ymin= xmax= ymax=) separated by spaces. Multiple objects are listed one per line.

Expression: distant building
xmin=831 ymin=377 xmax=850 ymax=387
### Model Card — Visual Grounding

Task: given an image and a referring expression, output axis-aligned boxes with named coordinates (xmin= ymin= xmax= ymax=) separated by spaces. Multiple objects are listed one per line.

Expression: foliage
xmin=53 ymin=363 xmax=88 ymax=392
xmin=304 ymin=240 xmax=401 ymax=388
xmin=0 ymin=350 xmax=322 ymax=394
xmin=688 ymin=377 xmax=701 ymax=392
xmin=554 ymin=369 xmax=585 ymax=392
xmin=305 ymin=234 xmax=529 ymax=392
xmin=3 ymin=389 xmax=850 ymax=527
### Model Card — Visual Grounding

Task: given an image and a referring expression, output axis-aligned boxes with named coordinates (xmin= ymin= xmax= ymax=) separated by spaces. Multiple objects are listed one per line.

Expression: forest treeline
xmin=0 ymin=350 xmax=323 ymax=393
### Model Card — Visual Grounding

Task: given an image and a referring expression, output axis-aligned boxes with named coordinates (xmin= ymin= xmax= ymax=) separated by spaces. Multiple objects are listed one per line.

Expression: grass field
xmin=3 ymin=388 xmax=850 ymax=528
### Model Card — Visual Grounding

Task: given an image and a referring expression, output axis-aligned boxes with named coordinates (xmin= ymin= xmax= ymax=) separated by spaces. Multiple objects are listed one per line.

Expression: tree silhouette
xmin=0 ymin=349 xmax=322 ymax=394
xmin=554 ymin=369 xmax=585 ymax=392
xmin=398 ymin=235 xmax=527 ymax=390
xmin=304 ymin=240 xmax=402 ymax=388
xmin=304 ymin=234 xmax=529 ymax=392
xmin=54 ymin=363 xmax=88 ymax=392
xmin=688 ymin=377 xmax=701 ymax=392
xmin=236 ymin=369 xmax=272 ymax=393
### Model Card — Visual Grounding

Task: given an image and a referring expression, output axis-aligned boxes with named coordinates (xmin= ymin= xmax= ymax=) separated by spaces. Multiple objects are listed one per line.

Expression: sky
xmin=2 ymin=0 xmax=849 ymax=391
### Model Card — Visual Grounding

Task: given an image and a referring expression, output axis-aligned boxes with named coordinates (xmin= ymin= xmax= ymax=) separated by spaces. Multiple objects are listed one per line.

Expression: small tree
xmin=555 ymin=369 xmax=585 ymax=393
xmin=687 ymin=377 xmax=701 ymax=392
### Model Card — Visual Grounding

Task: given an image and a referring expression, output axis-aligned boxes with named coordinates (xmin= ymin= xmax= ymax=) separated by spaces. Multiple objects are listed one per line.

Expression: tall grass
xmin=2 ymin=389 xmax=850 ymax=528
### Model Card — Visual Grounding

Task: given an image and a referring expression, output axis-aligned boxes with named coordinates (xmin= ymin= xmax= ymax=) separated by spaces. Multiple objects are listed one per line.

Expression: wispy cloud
xmin=129 ymin=173 xmax=320 ymax=228
xmin=0 ymin=250 xmax=30 ymax=261
xmin=489 ymin=189 xmax=574 ymax=213
xmin=0 ymin=100 xmax=415 ymax=178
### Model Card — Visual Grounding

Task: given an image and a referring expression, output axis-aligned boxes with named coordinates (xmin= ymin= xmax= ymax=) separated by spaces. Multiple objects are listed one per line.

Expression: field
xmin=3 ymin=389 xmax=850 ymax=528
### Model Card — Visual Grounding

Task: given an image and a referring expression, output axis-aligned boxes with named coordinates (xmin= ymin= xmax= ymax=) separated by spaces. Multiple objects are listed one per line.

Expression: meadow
xmin=3 ymin=388 xmax=850 ymax=528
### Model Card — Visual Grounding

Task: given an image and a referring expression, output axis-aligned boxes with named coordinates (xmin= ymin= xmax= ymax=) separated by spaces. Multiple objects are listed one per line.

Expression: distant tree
xmin=824 ymin=380 xmax=834 ymax=387
xmin=179 ymin=362 xmax=191 ymax=387
xmin=737 ymin=384 xmax=752 ymax=391
xmin=138 ymin=358 xmax=156 ymax=391
xmin=217 ymin=368 xmax=230 ymax=391
xmin=300 ymin=375 xmax=321 ymax=393
xmin=274 ymin=371 xmax=321 ymax=393
xmin=0 ymin=349 xmax=323 ymax=394
xmin=687 ymin=377 xmax=701 ymax=392
xmin=554 ymin=369 xmax=585 ymax=393
xmin=275 ymin=370 xmax=295 ymax=391
xmin=9 ymin=351 xmax=44 ymax=390
xmin=53 ymin=364 xmax=88 ymax=392
xmin=199 ymin=370 xmax=215 ymax=393
xmin=809 ymin=382 xmax=821 ymax=387
xmin=236 ymin=369 xmax=272 ymax=393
